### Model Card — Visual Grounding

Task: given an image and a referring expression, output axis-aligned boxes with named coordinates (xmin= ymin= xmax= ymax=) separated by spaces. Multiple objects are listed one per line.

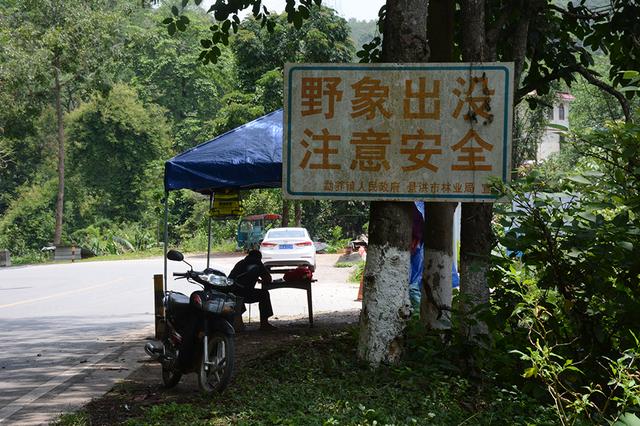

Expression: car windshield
xmin=267 ymin=230 xmax=306 ymax=239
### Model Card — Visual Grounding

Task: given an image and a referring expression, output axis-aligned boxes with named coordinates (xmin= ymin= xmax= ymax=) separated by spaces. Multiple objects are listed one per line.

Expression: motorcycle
xmin=145 ymin=249 xmax=239 ymax=393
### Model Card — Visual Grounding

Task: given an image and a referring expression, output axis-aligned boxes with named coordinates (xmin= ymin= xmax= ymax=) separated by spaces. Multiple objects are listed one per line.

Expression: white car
xmin=259 ymin=227 xmax=316 ymax=272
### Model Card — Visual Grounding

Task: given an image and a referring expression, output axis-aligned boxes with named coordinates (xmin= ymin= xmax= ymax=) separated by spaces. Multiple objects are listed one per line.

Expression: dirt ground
xmin=81 ymin=309 xmax=360 ymax=425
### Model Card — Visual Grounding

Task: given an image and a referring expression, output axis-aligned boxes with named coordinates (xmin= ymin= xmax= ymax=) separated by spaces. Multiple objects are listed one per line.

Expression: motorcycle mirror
xmin=167 ymin=249 xmax=184 ymax=262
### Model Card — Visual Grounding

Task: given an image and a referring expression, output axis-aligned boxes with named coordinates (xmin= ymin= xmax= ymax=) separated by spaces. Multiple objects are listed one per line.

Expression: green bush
xmin=70 ymin=221 xmax=157 ymax=256
xmin=488 ymin=121 xmax=640 ymax=422
xmin=0 ymin=179 xmax=57 ymax=255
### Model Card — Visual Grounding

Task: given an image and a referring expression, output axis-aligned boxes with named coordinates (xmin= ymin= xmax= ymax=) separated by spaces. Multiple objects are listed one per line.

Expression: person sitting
xmin=228 ymin=250 xmax=276 ymax=330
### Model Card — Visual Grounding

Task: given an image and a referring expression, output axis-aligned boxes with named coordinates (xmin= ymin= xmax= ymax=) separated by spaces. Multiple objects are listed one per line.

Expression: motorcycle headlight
xmin=207 ymin=274 xmax=229 ymax=286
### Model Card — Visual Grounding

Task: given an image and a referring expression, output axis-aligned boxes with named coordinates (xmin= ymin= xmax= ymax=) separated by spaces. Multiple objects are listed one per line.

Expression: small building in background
xmin=537 ymin=91 xmax=575 ymax=161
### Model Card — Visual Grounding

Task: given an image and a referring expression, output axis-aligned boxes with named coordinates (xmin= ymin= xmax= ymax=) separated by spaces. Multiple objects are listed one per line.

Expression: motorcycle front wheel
xmin=198 ymin=331 xmax=235 ymax=393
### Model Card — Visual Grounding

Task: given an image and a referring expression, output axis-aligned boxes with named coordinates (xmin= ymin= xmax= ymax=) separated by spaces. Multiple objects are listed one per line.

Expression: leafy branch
xmin=163 ymin=0 xmax=322 ymax=64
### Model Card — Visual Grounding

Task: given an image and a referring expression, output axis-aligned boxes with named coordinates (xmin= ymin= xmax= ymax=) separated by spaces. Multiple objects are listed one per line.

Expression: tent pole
xmin=164 ymin=191 xmax=169 ymax=294
xmin=207 ymin=193 xmax=213 ymax=269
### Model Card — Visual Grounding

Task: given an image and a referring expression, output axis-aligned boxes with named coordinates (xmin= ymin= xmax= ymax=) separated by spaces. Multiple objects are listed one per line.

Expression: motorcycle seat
xmin=166 ymin=291 xmax=190 ymax=310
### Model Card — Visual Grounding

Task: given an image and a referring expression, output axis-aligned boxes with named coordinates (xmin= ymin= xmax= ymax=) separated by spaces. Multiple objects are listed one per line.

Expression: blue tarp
xmin=164 ymin=109 xmax=283 ymax=193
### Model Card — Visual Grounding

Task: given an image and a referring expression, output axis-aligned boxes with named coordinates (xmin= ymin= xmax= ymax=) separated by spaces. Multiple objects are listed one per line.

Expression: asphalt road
xmin=0 ymin=253 xmax=360 ymax=425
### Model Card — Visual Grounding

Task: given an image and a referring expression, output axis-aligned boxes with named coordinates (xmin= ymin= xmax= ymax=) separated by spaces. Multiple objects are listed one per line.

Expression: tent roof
xmin=164 ymin=109 xmax=283 ymax=193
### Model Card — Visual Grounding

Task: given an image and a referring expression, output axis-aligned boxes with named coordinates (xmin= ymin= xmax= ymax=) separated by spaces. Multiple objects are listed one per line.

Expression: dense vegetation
xmin=0 ymin=1 xmax=371 ymax=263
xmin=3 ymin=0 xmax=639 ymax=424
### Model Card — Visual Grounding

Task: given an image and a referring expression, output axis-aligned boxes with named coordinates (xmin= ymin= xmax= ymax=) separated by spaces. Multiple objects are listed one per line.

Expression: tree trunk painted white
xmin=421 ymin=250 xmax=453 ymax=329
xmin=357 ymin=243 xmax=412 ymax=366
xmin=356 ymin=0 xmax=429 ymax=367
xmin=421 ymin=202 xmax=456 ymax=330
xmin=419 ymin=3 xmax=457 ymax=331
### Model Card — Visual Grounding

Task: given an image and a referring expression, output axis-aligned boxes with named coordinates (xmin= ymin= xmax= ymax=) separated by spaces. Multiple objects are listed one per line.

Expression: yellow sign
xmin=209 ymin=190 xmax=244 ymax=220
xmin=283 ymin=62 xmax=514 ymax=202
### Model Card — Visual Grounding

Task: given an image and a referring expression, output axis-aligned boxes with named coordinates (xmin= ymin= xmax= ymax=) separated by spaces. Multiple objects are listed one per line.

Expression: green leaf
xmin=612 ymin=412 xmax=640 ymax=426
xmin=547 ymin=123 xmax=568 ymax=131
xmin=194 ymin=0 xmax=202 ymax=4
xmin=168 ymin=22 xmax=177 ymax=36
xmin=180 ymin=15 xmax=190 ymax=24
xmin=577 ymin=212 xmax=597 ymax=223
xmin=181 ymin=0 xmax=189 ymax=7
xmin=523 ymin=367 xmax=538 ymax=378
xmin=200 ymin=39 xmax=212 ymax=48
xmin=171 ymin=5 xmax=179 ymax=16
xmin=162 ymin=17 xmax=174 ymax=25
xmin=617 ymin=241 xmax=633 ymax=251
xmin=176 ymin=20 xmax=186 ymax=31
xmin=567 ymin=175 xmax=591 ymax=185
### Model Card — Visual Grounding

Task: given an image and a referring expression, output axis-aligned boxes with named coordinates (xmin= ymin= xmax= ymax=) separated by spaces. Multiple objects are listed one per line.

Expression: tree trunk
xmin=281 ymin=199 xmax=290 ymax=227
xmin=53 ymin=63 xmax=65 ymax=246
xmin=294 ymin=201 xmax=302 ymax=226
xmin=459 ymin=0 xmax=492 ymax=341
xmin=357 ymin=0 xmax=429 ymax=367
xmin=421 ymin=203 xmax=455 ymax=329
xmin=357 ymin=202 xmax=414 ymax=365
xmin=421 ymin=0 xmax=457 ymax=330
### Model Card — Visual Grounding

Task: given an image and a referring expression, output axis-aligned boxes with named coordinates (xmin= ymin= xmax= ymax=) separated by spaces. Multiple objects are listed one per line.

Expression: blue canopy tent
xmin=162 ymin=109 xmax=284 ymax=290
xmin=164 ymin=109 xmax=283 ymax=193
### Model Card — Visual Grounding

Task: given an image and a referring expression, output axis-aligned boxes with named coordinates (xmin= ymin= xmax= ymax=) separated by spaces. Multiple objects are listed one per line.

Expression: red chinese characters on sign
xmin=299 ymin=128 xmax=341 ymax=170
xmin=351 ymin=77 xmax=392 ymax=120
xmin=301 ymin=77 xmax=343 ymax=119
xmin=404 ymin=77 xmax=440 ymax=119
xmin=400 ymin=130 xmax=442 ymax=172
xmin=451 ymin=129 xmax=493 ymax=171
xmin=451 ymin=75 xmax=495 ymax=122
xmin=350 ymin=128 xmax=391 ymax=172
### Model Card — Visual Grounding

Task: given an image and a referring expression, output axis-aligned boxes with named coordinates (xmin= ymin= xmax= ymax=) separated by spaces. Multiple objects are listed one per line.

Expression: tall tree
xmin=357 ymin=0 xmax=429 ymax=366
xmin=457 ymin=0 xmax=493 ymax=341
xmin=420 ymin=0 xmax=457 ymax=331
xmin=1 ymin=0 xmax=123 ymax=245
xmin=122 ymin=5 xmax=236 ymax=151
xmin=67 ymin=84 xmax=171 ymax=221
xmin=454 ymin=0 xmax=640 ymax=341
xmin=232 ymin=6 xmax=354 ymax=92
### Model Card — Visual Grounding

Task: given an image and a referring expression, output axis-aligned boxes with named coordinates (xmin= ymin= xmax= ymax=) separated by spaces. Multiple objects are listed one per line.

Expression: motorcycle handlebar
xmin=173 ymin=270 xmax=235 ymax=293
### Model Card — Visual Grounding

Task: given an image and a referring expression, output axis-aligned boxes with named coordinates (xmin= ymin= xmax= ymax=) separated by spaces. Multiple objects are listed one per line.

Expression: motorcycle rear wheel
xmin=161 ymin=340 xmax=182 ymax=388
xmin=198 ymin=331 xmax=234 ymax=393
xmin=162 ymin=363 xmax=182 ymax=388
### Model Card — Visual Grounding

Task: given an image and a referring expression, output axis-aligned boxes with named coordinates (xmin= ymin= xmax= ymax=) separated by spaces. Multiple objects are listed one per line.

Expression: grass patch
xmin=348 ymin=261 xmax=365 ymax=283
xmin=12 ymin=240 xmax=239 ymax=267
xmin=120 ymin=328 xmax=557 ymax=426
xmin=334 ymin=261 xmax=360 ymax=268
xmin=79 ymin=246 xmax=165 ymax=262
xmin=50 ymin=411 xmax=89 ymax=426
xmin=10 ymin=251 xmax=50 ymax=266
